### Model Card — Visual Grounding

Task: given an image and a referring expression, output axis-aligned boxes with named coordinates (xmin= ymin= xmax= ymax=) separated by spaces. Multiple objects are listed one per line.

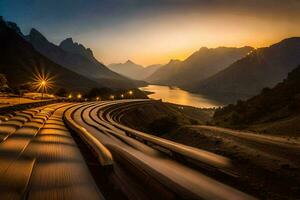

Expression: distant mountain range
xmin=0 ymin=18 xmax=102 ymax=91
xmin=27 ymin=28 xmax=136 ymax=89
xmin=146 ymin=46 xmax=253 ymax=86
xmin=108 ymin=60 xmax=162 ymax=80
xmin=2 ymin=17 xmax=299 ymax=104
xmin=189 ymin=37 xmax=300 ymax=103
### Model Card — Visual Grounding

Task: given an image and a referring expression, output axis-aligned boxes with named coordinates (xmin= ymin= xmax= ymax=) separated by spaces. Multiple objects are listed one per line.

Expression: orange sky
xmin=87 ymin=12 xmax=300 ymax=66
xmin=4 ymin=0 xmax=300 ymax=66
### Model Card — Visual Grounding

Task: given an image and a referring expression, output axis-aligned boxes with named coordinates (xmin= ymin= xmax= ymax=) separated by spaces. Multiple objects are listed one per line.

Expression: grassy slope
xmin=213 ymin=66 xmax=300 ymax=136
xmin=120 ymin=100 xmax=214 ymax=136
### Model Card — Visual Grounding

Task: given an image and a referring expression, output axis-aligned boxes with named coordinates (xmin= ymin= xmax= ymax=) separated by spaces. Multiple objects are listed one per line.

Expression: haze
xmin=1 ymin=0 xmax=300 ymax=65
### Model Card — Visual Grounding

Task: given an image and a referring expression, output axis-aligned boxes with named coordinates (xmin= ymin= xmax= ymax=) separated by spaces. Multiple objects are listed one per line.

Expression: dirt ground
xmin=163 ymin=125 xmax=300 ymax=200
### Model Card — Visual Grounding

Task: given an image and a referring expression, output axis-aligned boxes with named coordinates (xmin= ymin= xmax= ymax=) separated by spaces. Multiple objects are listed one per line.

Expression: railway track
xmin=0 ymin=103 xmax=104 ymax=200
xmin=65 ymin=100 xmax=256 ymax=200
xmin=0 ymin=100 xmax=257 ymax=199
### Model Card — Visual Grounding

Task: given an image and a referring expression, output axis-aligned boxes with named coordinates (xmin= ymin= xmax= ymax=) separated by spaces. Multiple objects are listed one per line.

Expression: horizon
xmin=1 ymin=0 xmax=300 ymax=66
xmin=0 ymin=2 xmax=300 ymax=199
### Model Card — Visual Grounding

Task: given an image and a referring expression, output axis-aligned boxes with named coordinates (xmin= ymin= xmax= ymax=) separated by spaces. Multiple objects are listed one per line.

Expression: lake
xmin=139 ymin=85 xmax=224 ymax=108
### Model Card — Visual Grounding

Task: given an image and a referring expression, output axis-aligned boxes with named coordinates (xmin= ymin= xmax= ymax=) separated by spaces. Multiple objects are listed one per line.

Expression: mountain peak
xmin=60 ymin=37 xmax=74 ymax=46
xmin=30 ymin=28 xmax=42 ymax=35
xmin=29 ymin=28 xmax=46 ymax=38
xmin=59 ymin=38 xmax=96 ymax=62
xmin=199 ymin=47 xmax=209 ymax=51
xmin=279 ymin=37 xmax=300 ymax=43
xmin=271 ymin=37 xmax=300 ymax=49
xmin=59 ymin=38 xmax=77 ymax=51
xmin=26 ymin=28 xmax=49 ymax=44
xmin=125 ymin=60 xmax=135 ymax=64
xmin=5 ymin=21 xmax=23 ymax=36
xmin=168 ymin=59 xmax=181 ymax=64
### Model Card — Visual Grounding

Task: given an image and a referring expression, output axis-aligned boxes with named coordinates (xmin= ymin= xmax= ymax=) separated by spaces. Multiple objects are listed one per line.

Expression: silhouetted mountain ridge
xmin=108 ymin=60 xmax=162 ymax=80
xmin=29 ymin=28 xmax=47 ymax=41
xmin=147 ymin=46 xmax=253 ymax=86
xmin=190 ymin=37 xmax=300 ymax=103
xmin=59 ymin=37 xmax=96 ymax=63
xmin=0 ymin=18 xmax=103 ymax=91
xmin=27 ymin=28 xmax=136 ymax=88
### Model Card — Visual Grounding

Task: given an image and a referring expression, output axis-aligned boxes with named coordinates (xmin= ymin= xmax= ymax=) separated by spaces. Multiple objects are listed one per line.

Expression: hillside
xmin=117 ymin=96 xmax=300 ymax=200
xmin=27 ymin=29 xmax=135 ymax=88
xmin=0 ymin=19 xmax=102 ymax=92
xmin=213 ymin=65 xmax=300 ymax=135
xmin=108 ymin=60 xmax=161 ymax=80
xmin=59 ymin=37 xmax=98 ymax=63
xmin=142 ymin=64 xmax=162 ymax=79
xmin=190 ymin=38 xmax=300 ymax=103
xmin=147 ymin=46 xmax=253 ymax=86
xmin=120 ymin=100 xmax=213 ymax=136
xmin=146 ymin=59 xmax=181 ymax=83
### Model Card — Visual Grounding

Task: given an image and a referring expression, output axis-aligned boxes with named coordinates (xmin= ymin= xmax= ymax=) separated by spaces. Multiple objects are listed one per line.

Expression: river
xmin=139 ymin=85 xmax=224 ymax=108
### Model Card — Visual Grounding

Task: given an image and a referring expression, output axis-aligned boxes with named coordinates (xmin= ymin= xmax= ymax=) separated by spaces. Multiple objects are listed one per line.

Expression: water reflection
xmin=139 ymin=85 xmax=224 ymax=108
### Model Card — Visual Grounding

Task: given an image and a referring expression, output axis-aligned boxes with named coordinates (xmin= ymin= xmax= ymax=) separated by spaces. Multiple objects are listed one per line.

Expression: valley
xmin=0 ymin=2 xmax=300 ymax=199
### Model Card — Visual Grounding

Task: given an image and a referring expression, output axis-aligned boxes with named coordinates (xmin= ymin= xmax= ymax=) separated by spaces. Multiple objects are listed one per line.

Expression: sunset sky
xmin=1 ymin=0 xmax=300 ymax=66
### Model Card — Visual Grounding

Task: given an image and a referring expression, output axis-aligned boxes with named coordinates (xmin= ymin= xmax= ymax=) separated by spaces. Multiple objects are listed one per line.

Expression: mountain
xmin=142 ymin=64 xmax=162 ymax=79
xmin=108 ymin=60 xmax=143 ymax=80
xmin=190 ymin=38 xmax=300 ymax=103
xmin=0 ymin=18 xmax=102 ymax=92
xmin=27 ymin=29 xmax=135 ymax=88
xmin=108 ymin=60 xmax=162 ymax=80
xmin=213 ymin=65 xmax=300 ymax=134
xmin=146 ymin=59 xmax=181 ymax=84
xmin=5 ymin=21 xmax=23 ymax=36
xmin=59 ymin=37 xmax=97 ymax=63
xmin=146 ymin=47 xmax=253 ymax=86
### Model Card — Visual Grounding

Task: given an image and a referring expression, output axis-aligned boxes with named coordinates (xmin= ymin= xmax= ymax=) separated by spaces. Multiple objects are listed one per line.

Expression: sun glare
xmin=32 ymin=71 xmax=54 ymax=94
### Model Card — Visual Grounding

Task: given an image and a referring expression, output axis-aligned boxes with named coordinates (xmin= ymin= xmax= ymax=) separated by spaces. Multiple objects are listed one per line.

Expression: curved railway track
xmin=0 ymin=103 xmax=104 ymax=200
xmin=65 ymin=100 xmax=256 ymax=200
